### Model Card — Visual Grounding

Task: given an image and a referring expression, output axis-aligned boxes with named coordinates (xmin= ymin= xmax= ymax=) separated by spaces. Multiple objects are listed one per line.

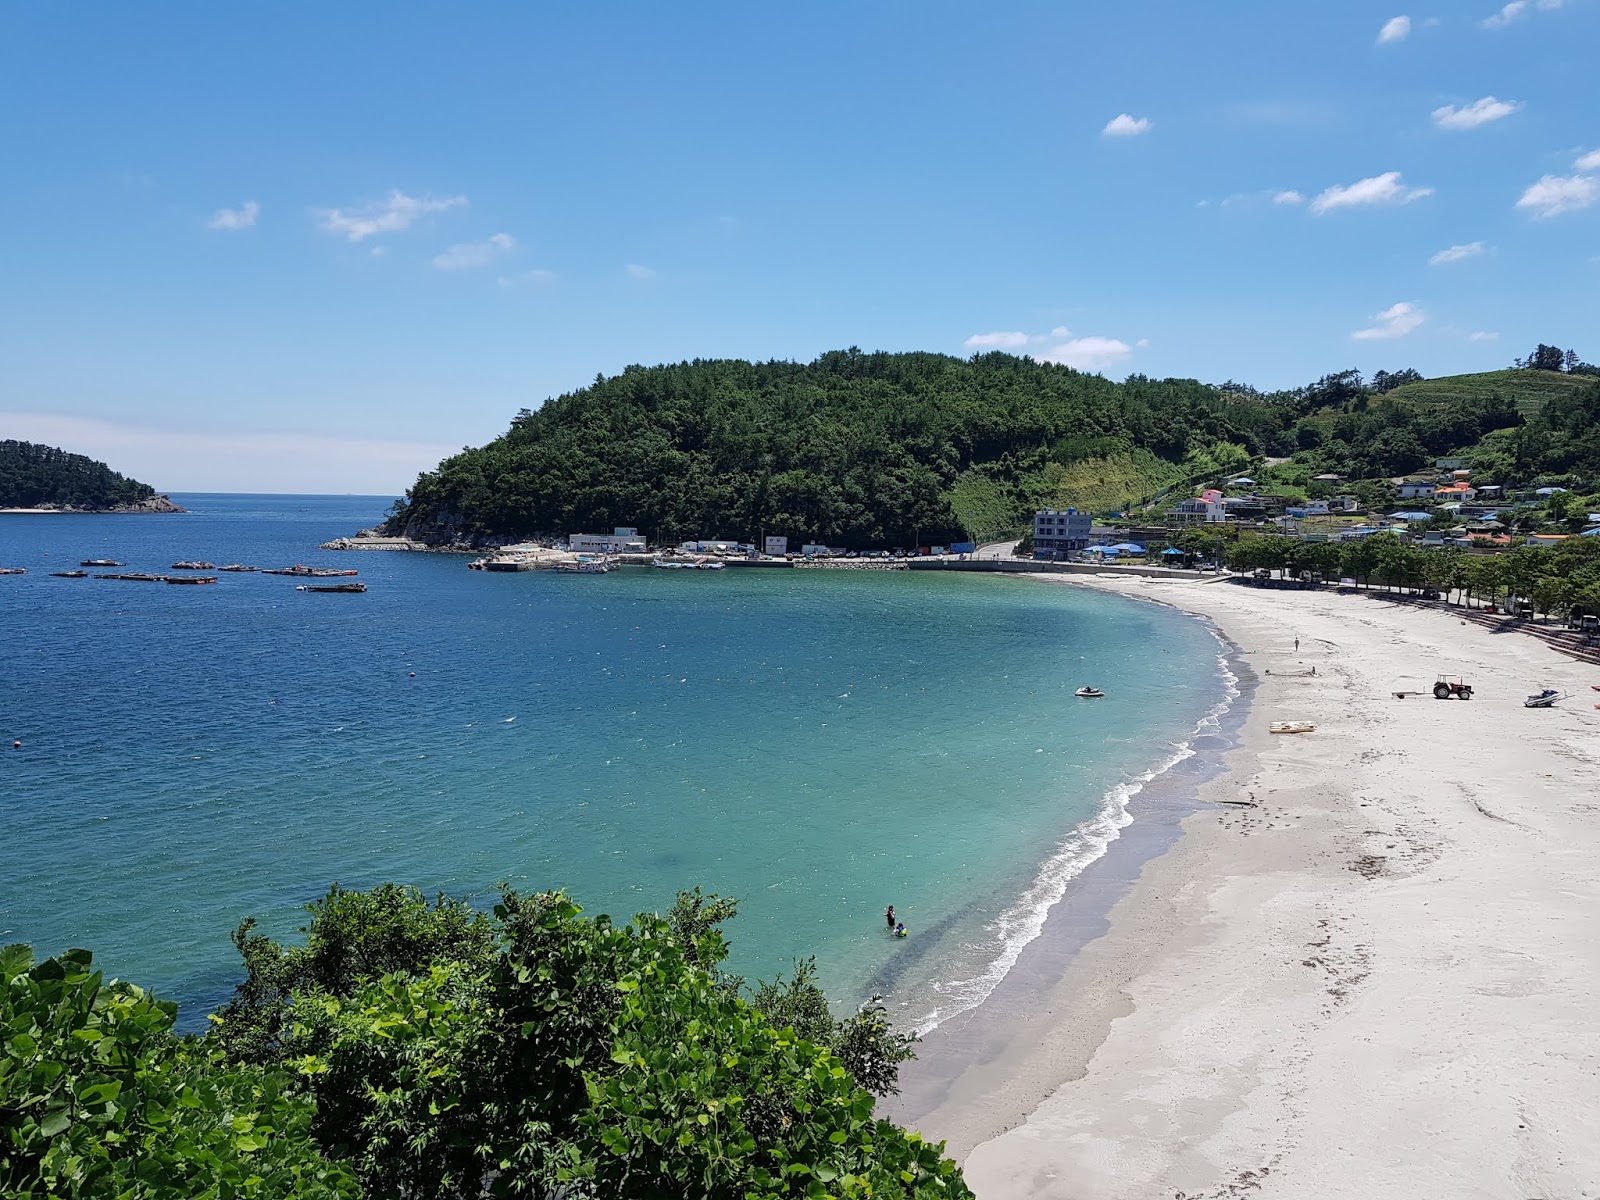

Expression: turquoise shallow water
xmin=0 ymin=495 xmax=1229 ymax=1030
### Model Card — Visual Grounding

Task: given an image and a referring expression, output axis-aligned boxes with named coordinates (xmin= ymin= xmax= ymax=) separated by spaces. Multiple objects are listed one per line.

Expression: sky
xmin=2 ymin=2 xmax=1597 ymax=493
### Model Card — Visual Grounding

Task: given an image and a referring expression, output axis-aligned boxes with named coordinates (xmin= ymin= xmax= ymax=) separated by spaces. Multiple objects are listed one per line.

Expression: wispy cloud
xmin=1469 ymin=330 xmax=1500 ymax=342
xmin=1038 ymin=335 xmax=1135 ymax=371
xmin=1310 ymin=171 xmax=1433 ymax=215
xmin=1516 ymin=173 xmax=1598 ymax=218
xmin=1377 ymin=15 xmax=1412 ymax=43
xmin=432 ymin=233 xmax=516 ymax=270
xmin=1429 ymin=241 xmax=1487 ymax=265
xmin=1102 ymin=113 xmax=1152 ymax=138
xmin=965 ymin=331 xmax=1031 ymax=349
xmin=1575 ymin=149 xmax=1600 ymax=172
xmin=625 ymin=263 xmax=656 ymax=279
xmin=317 ymin=191 xmax=466 ymax=242
xmin=1431 ymin=96 xmax=1519 ymax=130
xmin=1272 ymin=189 xmax=1305 ymax=206
xmin=207 ymin=201 xmax=259 ymax=231
xmin=1482 ymin=1 xmax=1527 ymax=27
xmin=1351 ymin=301 xmax=1426 ymax=341
xmin=1482 ymin=0 xmax=1562 ymax=28
xmin=0 ymin=411 xmax=460 ymax=495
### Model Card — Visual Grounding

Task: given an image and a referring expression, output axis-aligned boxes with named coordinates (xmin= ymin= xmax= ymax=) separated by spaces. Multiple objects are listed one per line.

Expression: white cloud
xmin=317 ymin=191 xmax=466 ymax=241
xmin=964 ymin=331 xmax=1031 ymax=349
xmin=1481 ymin=1 xmax=1527 ymax=27
xmin=1272 ymin=189 xmax=1305 ymax=206
xmin=207 ymin=201 xmax=259 ymax=231
xmin=1310 ymin=171 xmax=1433 ymax=215
xmin=432 ymin=232 xmax=517 ymax=270
xmin=1516 ymin=173 xmax=1599 ymax=218
xmin=1102 ymin=113 xmax=1152 ymax=138
xmin=497 ymin=269 xmax=557 ymax=288
xmin=1049 ymin=326 xmax=1072 ymax=338
xmin=1351 ymin=301 xmax=1426 ymax=341
xmin=1432 ymin=96 xmax=1519 ymax=130
xmin=1429 ymin=241 xmax=1487 ymax=265
xmin=0 ymin=411 xmax=459 ymax=495
xmin=1038 ymin=335 xmax=1135 ymax=371
xmin=625 ymin=263 xmax=656 ymax=279
xmin=1574 ymin=149 xmax=1600 ymax=171
xmin=1469 ymin=330 xmax=1500 ymax=342
xmin=1377 ymin=15 xmax=1412 ymax=43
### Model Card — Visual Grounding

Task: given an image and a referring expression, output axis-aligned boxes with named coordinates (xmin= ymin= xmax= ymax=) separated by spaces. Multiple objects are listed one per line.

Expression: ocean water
xmin=0 ymin=494 xmax=1231 ymax=1031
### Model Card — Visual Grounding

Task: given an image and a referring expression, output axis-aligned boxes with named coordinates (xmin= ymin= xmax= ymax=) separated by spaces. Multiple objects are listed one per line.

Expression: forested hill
xmin=0 ymin=440 xmax=178 ymax=511
xmin=387 ymin=351 xmax=1277 ymax=548
xmin=385 ymin=350 xmax=1600 ymax=549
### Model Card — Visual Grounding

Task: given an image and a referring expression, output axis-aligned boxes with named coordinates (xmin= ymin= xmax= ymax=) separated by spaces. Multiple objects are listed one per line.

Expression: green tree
xmin=0 ymin=945 xmax=355 ymax=1200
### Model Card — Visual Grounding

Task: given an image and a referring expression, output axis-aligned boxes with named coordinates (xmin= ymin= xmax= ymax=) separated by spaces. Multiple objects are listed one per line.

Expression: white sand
xmin=921 ymin=577 xmax=1600 ymax=1199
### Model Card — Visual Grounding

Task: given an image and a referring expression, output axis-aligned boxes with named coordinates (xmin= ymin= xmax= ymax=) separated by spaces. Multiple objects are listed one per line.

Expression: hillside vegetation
xmin=387 ymin=350 xmax=1600 ymax=547
xmin=1383 ymin=369 xmax=1591 ymax=417
xmin=0 ymin=440 xmax=164 ymax=510
xmin=387 ymin=351 xmax=1290 ymax=547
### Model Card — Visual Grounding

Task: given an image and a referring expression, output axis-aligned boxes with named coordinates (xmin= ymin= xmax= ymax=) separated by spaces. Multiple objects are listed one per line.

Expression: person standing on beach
xmin=885 ymin=905 xmax=896 ymax=931
xmin=1294 ymin=636 xmax=1300 ymax=652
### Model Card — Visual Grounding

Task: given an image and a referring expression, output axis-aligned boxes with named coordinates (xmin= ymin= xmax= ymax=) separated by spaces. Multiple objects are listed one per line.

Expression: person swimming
xmin=894 ymin=923 xmax=907 ymax=939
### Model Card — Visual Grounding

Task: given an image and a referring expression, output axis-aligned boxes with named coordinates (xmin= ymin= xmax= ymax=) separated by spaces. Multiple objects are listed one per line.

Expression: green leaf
xmin=39 ymin=1107 xmax=71 ymax=1137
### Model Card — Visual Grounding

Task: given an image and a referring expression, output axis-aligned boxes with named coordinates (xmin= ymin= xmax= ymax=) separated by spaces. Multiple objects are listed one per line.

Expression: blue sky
xmin=2 ymin=2 xmax=1597 ymax=492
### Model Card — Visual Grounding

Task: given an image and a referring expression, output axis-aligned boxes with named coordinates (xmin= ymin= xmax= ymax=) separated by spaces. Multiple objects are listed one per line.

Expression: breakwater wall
xmin=908 ymin=559 xmax=1223 ymax=582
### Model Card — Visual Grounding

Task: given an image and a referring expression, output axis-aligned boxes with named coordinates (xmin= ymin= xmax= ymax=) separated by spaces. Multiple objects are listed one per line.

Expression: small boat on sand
xmin=1524 ymin=688 xmax=1562 ymax=708
xmin=50 ymin=570 xmax=88 ymax=578
xmin=165 ymin=575 xmax=217 ymax=585
xmin=81 ymin=559 xmax=121 ymax=567
xmin=296 ymin=581 xmax=367 ymax=593
xmin=1075 ymin=686 xmax=1105 ymax=698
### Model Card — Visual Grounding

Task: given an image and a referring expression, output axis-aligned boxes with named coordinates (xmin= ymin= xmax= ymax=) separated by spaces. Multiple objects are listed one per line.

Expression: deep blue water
xmin=0 ymin=494 xmax=1229 ymax=1030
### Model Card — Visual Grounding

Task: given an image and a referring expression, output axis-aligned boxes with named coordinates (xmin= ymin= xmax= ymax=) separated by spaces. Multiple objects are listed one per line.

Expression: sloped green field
xmin=1384 ymin=369 xmax=1588 ymax=417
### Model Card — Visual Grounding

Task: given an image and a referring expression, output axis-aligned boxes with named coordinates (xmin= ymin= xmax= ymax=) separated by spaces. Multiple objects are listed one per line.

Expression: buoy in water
xmin=12 ymin=740 xmax=20 ymax=749
xmin=409 ymin=672 xmax=416 ymax=677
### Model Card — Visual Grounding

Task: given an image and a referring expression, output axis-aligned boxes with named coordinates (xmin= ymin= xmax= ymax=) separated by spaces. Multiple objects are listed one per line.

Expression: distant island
xmin=0 ymin=439 xmax=183 ymax=513
xmin=383 ymin=345 xmax=1598 ymax=550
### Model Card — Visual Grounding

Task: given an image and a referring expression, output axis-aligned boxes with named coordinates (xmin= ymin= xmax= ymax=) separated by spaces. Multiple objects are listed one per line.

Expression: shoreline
xmin=897 ymin=575 xmax=1600 ymax=1198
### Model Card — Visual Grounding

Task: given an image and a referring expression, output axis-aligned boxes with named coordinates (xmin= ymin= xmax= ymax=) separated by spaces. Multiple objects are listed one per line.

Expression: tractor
xmin=1434 ymin=675 xmax=1473 ymax=700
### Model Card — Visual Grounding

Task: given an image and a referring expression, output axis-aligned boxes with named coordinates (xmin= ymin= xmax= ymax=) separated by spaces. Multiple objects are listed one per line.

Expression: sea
xmin=0 ymin=494 xmax=1234 ymax=1032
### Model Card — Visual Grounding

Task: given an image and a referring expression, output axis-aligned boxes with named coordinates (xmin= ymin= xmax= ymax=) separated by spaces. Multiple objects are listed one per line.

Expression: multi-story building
xmin=1031 ymin=508 xmax=1092 ymax=559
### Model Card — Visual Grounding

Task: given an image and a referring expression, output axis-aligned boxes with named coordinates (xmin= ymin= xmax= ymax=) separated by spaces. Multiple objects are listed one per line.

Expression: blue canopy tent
xmin=1390 ymin=511 xmax=1434 ymax=522
xmin=1111 ymin=542 xmax=1146 ymax=553
xmin=1082 ymin=545 xmax=1117 ymax=556
xmin=1160 ymin=547 xmax=1185 ymax=556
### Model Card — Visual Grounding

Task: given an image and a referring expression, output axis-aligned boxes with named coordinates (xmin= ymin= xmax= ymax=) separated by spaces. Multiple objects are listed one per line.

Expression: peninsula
xmin=381 ymin=347 xmax=1598 ymax=553
xmin=0 ymin=439 xmax=183 ymax=513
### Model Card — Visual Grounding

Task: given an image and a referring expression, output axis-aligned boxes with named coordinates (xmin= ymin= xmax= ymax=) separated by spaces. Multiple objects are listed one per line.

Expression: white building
xmin=1397 ymin=481 xmax=1437 ymax=499
xmin=1173 ymin=498 xmax=1227 ymax=524
xmin=1032 ymin=508 xmax=1092 ymax=558
xmin=570 ymin=528 xmax=648 ymax=554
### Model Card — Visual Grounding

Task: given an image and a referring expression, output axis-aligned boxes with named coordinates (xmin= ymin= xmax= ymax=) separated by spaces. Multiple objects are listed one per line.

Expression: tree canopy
xmin=0 ymin=440 xmax=160 ymax=510
xmin=4 ymin=884 xmax=965 ymax=1200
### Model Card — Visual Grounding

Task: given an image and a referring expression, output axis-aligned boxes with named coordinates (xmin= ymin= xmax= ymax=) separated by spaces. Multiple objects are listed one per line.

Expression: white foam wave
xmin=913 ymin=635 xmax=1241 ymax=1034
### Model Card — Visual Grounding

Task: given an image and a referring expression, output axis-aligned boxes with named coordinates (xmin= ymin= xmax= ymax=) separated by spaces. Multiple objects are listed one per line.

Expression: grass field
xmin=1384 ymin=369 xmax=1589 ymax=417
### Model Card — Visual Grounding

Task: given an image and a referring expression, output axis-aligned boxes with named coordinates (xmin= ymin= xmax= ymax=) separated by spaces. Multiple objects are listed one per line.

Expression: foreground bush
xmin=4 ymin=886 xmax=969 ymax=1199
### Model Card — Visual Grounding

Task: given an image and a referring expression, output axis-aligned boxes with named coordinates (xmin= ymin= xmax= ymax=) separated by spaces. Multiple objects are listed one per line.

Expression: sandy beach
xmin=897 ymin=575 xmax=1600 ymax=1199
